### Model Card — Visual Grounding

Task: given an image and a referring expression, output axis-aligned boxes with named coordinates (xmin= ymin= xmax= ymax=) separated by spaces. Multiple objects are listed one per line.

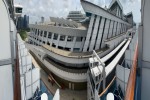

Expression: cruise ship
xmin=28 ymin=0 xmax=133 ymax=91
xmin=1 ymin=0 xmax=149 ymax=100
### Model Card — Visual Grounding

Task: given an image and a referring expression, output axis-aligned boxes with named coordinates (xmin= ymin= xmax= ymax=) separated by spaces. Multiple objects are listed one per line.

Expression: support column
xmin=108 ymin=20 xmax=114 ymax=38
xmin=71 ymin=37 xmax=76 ymax=51
xmin=112 ymin=21 xmax=117 ymax=36
xmin=50 ymin=33 xmax=54 ymax=46
xmin=41 ymin=30 xmax=44 ymax=45
xmin=122 ymin=24 xmax=124 ymax=33
xmin=64 ymin=35 xmax=68 ymax=49
xmin=116 ymin=22 xmax=120 ymax=35
xmin=80 ymin=37 xmax=86 ymax=51
xmin=120 ymin=23 xmax=122 ymax=34
xmin=45 ymin=31 xmax=49 ymax=44
xmin=55 ymin=35 xmax=60 ymax=48
xmin=95 ymin=17 xmax=105 ymax=50
xmin=89 ymin=16 xmax=100 ymax=51
xmin=83 ymin=14 xmax=95 ymax=52
xmin=101 ymin=19 xmax=110 ymax=48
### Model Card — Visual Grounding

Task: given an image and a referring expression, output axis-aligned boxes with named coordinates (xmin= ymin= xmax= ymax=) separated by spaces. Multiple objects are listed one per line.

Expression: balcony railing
xmin=125 ymin=43 xmax=138 ymax=100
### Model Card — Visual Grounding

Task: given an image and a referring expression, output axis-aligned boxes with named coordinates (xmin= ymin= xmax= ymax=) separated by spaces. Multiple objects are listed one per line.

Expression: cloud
xmin=14 ymin=0 xmax=141 ymax=23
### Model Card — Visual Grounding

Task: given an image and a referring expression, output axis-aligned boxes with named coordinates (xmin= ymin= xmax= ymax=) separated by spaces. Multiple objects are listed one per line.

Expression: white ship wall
xmin=116 ymin=65 xmax=130 ymax=94
xmin=0 ymin=0 xmax=14 ymax=99
xmin=18 ymin=34 xmax=40 ymax=100
xmin=25 ymin=68 xmax=40 ymax=99
xmin=140 ymin=0 xmax=150 ymax=99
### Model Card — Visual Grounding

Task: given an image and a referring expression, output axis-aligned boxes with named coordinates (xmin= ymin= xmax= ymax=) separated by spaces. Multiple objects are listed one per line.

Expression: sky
xmin=14 ymin=0 xmax=141 ymax=24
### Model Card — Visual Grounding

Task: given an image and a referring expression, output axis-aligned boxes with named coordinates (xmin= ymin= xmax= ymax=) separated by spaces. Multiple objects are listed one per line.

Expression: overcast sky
xmin=14 ymin=0 xmax=141 ymax=24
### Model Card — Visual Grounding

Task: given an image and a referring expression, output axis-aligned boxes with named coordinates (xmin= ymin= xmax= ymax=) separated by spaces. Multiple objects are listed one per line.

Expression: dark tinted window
xmin=53 ymin=33 xmax=58 ymax=40
xmin=60 ymin=35 xmax=65 ymax=41
xmin=67 ymin=36 xmax=74 ymax=41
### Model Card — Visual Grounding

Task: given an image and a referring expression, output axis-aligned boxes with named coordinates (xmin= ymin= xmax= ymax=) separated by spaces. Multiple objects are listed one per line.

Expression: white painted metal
xmin=89 ymin=16 xmax=100 ymax=51
xmin=41 ymin=93 xmax=48 ymax=100
xmin=108 ymin=20 xmax=114 ymax=38
xmin=106 ymin=93 xmax=114 ymax=100
xmin=112 ymin=21 xmax=117 ymax=36
xmin=0 ymin=65 xmax=14 ymax=100
xmin=83 ymin=14 xmax=95 ymax=52
xmin=137 ymin=1 xmax=150 ymax=97
xmin=101 ymin=19 xmax=110 ymax=48
xmin=20 ymin=77 xmax=27 ymax=100
xmin=18 ymin=34 xmax=40 ymax=100
xmin=53 ymin=89 xmax=60 ymax=100
xmin=116 ymin=65 xmax=130 ymax=94
xmin=0 ymin=0 xmax=14 ymax=100
xmin=101 ymin=39 xmax=127 ymax=62
xmin=105 ymin=39 xmax=131 ymax=76
xmin=95 ymin=17 xmax=105 ymax=50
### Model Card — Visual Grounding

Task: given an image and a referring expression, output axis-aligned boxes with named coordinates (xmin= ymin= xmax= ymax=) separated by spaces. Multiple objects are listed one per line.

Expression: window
xmin=73 ymin=48 xmax=80 ymax=52
xmin=67 ymin=36 xmax=74 ymax=41
xmin=58 ymin=46 xmax=64 ymax=49
xmin=60 ymin=35 xmax=65 ymax=41
xmin=44 ymin=31 xmax=47 ymax=37
xmin=35 ymin=29 xmax=37 ymax=35
xmin=76 ymin=37 xmax=83 ymax=42
xmin=64 ymin=47 xmax=71 ymax=51
xmin=53 ymin=33 xmax=58 ymax=40
xmin=48 ymin=32 xmax=52 ymax=39
xmin=40 ymin=31 xmax=43 ymax=36
xmin=47 ymin=42 xmax=50 ymax=45
xmin=15 ymin=7 xmax=22 ymax=13
xmin=52 ymin=43 xmax=56 ymax=47
xmin=38 ymin=30 xmax=40 ymax=36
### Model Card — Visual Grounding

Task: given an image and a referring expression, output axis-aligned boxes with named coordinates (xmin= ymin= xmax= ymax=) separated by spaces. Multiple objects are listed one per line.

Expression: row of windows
xmin=31 ymin=39 xmax=80 ymax=52
xmin=31 ymin=29 xmax=84 ymax=42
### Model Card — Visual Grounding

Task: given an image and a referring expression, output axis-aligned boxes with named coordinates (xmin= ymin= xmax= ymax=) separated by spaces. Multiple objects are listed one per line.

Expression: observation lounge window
xmin=67 ymin=36 xmax=74 ymax=41
xmin=44 ymin=31 xmax=47 ymax=37
xmin=48 ymin=32 xmax=52 ymax=39
xmin=53 ymin=33 xmax=58 ymax=40
xmin=60 ymin=35 xmax=65 ymax=41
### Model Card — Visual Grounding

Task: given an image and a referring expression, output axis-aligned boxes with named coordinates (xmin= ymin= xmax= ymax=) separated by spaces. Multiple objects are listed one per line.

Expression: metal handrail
xmin=125 ymin=43 xmax=138 ymax=100
xmin=14 ymin=38 xmax=21 ymax=100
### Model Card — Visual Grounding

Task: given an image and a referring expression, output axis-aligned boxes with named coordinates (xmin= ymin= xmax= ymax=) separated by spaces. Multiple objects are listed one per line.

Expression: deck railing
xmin=14 ymin=40 xmax=21 ymax=100
xmin=125 ymin=43 xmax=138 ymax=100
